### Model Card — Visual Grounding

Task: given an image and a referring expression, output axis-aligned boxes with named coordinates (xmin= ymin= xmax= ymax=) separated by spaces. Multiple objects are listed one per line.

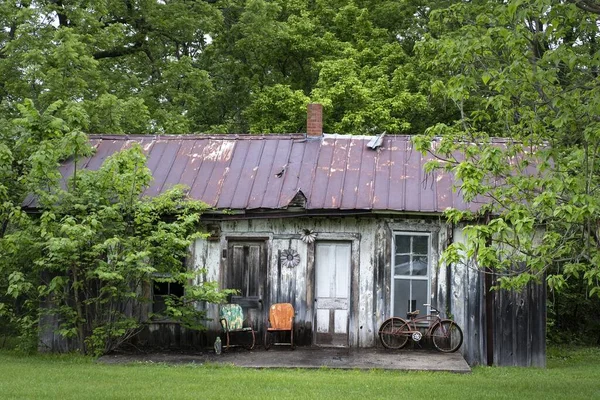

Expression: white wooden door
xmin=315 ymin=242 xmax=351 ymax=347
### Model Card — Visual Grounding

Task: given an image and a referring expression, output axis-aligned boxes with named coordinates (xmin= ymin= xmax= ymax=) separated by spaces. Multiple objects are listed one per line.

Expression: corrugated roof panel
xmin=403 ymin=140 xmax=423 ymax=211
xmin=217 ymin=139 xmax=252 ymax=209
xmin=372 ymin=140 xmax=392 ymax=210
xmin=229 ymin=139 xmax=265 ymax=209
xmin=340 ymin=138 xmax=363 ymax=209
xmin=247 ymin=139 xmax=278 ymax=209
xmin=354 ymin=139 xmax=377 ymax=209
xmin=261 ymin=138 xmax=293 ymax=209
xmin=201 ymin=140 xmax=235 ymax=207
xmin=143 ymin=139 xmax=168 ymax=182
xmin=435 ymin=168 xmax=454 ymax=211
xmin=419 ymin=151 xmax=437 ymax=212
xmin=278 ymin=140 xmax=306 ymax=207
xmin=145 ymin=139 xmax=182 ymax=197
xmin=324 ymin=137 xmax=350 ymax=209
xmin=310 ymin=136 xmax=336 ymax=209
xmin=160 ymin=139 xmax=195 ymax=193
xmin=180 ymin=140 xmax=209 ymax=198
xmin=387 ymin=137 xmax=408 ymax=211
xmin=85 ymin=139 xmax=125 ymax=171
xmin=36 ymin=134 xmax=491 ymax=214
xmin=295 ymin=139 xmax=321 ymax=206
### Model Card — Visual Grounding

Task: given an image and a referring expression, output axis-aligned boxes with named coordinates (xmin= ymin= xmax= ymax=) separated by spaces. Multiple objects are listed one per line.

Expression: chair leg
xmin=249 ymin=329 xmax=255 ymax=350
xmin=290 ymin=329 xmax=294 ymax=350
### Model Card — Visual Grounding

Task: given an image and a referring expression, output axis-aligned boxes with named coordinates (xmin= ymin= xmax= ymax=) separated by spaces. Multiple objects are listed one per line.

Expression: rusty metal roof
xmin=27 ymin=134 xmax=480 ymax=213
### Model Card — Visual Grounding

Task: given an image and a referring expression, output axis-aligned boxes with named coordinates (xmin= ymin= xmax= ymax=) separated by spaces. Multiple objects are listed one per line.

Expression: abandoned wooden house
xmin=35 ymin=104 xmax=546 ymax=367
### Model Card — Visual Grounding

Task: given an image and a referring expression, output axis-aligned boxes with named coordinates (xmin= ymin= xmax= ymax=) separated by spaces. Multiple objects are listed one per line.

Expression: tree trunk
xmin=72 ymin=265 xmax=86 ymax=354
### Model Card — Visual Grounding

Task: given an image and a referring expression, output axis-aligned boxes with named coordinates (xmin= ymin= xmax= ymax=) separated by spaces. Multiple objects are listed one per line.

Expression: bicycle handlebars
xmin=423 ymin=303 xmax=440 ymax=315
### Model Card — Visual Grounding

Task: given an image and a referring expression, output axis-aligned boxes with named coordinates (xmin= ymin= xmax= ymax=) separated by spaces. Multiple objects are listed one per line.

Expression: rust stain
xmin=143 ymin=142 xmax=153 ymax=152
xmin=46 ymin=134 xmax=480 ymax=213
xmin=202 ymin=140 xmax=235 ymax=162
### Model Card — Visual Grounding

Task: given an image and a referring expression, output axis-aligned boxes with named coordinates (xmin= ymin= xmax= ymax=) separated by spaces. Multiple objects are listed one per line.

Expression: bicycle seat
xmin=407 ymin=310 xmax=420 ymax=319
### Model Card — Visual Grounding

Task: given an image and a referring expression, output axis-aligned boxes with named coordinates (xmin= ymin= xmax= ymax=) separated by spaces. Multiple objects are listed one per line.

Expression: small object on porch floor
xmin=219 ymin=303 xmax=255 ymax=350
xmin=214 ymin=336 xmax=222 ymax=355
xmin=264 ymin=303 xmax=295 ymax=350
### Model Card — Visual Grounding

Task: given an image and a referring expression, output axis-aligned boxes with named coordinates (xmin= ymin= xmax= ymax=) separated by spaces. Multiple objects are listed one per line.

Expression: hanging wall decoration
xmin=299 ymin=229 xmax=317 ymax=244
xmin=280 ymin=249 xmax=301 ymax=268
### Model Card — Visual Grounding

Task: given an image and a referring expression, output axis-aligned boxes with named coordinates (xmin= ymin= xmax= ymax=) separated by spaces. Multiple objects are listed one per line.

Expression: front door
xmin=315 ymin=242 xmax=351 ymax=347
xmin=226 ymin=241 xmax=267 ymax=337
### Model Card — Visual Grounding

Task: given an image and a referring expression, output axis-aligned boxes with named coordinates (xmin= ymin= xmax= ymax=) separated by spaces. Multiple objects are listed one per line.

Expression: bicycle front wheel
xmin=432 ymin=320 xmax=463 ymax=353
xmin=378 ymin=317 xmax=409 ymax=349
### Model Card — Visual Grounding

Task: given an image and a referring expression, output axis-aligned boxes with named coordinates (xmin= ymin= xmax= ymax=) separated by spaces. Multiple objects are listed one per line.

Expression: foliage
xmin=2 ymin=0 xmax=600 ymax=348
xmin=0 ymin=103 xmax=234 ymax=355
xmin=0 ymin=0 xmax=454 ymax=135
xmin=413 ymin=1 xmax=600 ymax=343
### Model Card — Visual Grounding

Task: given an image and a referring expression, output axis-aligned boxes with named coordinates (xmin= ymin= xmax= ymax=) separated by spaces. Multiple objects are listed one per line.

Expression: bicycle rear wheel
xmin=378 ymin=317 xmax=409 ymax=349
xmin=431 ymin=320 xmax=463 ymax=353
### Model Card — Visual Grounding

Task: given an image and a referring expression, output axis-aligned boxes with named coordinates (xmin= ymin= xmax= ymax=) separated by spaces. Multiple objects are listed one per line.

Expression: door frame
xmin=221 ymin=237 xmax=269 ymax=339
xmin=308 ymin=233 xmax=360 ymax=348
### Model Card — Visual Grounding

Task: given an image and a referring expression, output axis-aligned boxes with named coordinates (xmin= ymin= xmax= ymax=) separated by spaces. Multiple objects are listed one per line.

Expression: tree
xmin=0 ymin=97 xmax=91 ymax=349
xmin=1 ymin=0 xmax=456 ymax=135
xmin=413 ymin=0 xmax=600 ymax=342
xmin=0 ymin=101 xmax=233 ymax=354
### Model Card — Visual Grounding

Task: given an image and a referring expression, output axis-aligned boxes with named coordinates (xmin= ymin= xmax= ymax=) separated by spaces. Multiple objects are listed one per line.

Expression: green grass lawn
xmin=0 ymin=347 xmax=598 ymax=400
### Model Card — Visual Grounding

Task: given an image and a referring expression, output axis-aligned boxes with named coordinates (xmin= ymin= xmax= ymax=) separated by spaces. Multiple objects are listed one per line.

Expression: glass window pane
xmin=394 ymin=255 xmax=410 ymax=275
xmin=154 ymin=281 xmax=169 ymax=296
xmin=170 ymin=282 xmax=184 ymax=297
xmin=412 ymin=280 xmax=428 ymax=312
xmin=413 ymin=236 xmax=428 ymax=255
xmin=412 ymin=256 xmax=428 ymax=276
xmin=393 ymin=279 xmax=410 ymax=318
xmin=396 ymin=235 xmax=410 ymax=254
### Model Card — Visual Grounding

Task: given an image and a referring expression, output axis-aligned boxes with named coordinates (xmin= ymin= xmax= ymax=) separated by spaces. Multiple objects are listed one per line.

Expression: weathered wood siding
xmin=448 ymin=226 xmax=546 ymax=367
xmin=492 ymin=278 xmax=546 ymax=367
xmin=449 ymin=227 xmax=487 ymax=365
xmin=198 ymin=218 xmax=369 ymax=347
xmin=39 ymin=214 xmax=546 ymax=367
xmin=193 ymin=216 xmax=545 ymax=366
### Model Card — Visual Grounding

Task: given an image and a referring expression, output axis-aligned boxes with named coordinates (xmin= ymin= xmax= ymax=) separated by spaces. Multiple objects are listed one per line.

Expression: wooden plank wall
xmin=492 ymin=280 xmax=546 ymax=367
xmin=200 ymin=217 xmax=371 ymax=347
xmin=38 ymin=214 xmax=546 ymax=367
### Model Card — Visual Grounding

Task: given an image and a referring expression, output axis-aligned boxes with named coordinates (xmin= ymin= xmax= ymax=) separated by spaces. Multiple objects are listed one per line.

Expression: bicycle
xmin=378 ymin=304 xmax=463 ymax=353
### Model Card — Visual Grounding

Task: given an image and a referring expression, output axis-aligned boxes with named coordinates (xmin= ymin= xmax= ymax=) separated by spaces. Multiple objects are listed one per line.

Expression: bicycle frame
xmin=402 ymin=313 xmax=443 ymax=342
xmin=378 ymin=304 xmax=464 ymax=352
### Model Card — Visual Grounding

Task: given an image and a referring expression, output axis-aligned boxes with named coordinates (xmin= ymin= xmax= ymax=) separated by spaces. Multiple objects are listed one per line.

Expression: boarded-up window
xmin=392 ymin=233 xmax=430 ymax=318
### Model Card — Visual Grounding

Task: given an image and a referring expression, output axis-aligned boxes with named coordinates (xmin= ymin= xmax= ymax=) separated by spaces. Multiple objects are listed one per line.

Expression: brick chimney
xmin=307 ymin=103 xmax=323 ymax=137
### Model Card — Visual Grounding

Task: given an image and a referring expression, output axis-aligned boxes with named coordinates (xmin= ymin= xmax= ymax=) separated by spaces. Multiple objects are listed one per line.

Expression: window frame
xmin=391 ymin=232 xmax=431 ymax=318
xmin=151 ymin=274 xmax=185 ymax=317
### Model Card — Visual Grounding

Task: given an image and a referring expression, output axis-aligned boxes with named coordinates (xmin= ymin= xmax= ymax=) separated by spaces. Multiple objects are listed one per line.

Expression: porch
xmin=98 ymin=347 xmax=471 ymax=373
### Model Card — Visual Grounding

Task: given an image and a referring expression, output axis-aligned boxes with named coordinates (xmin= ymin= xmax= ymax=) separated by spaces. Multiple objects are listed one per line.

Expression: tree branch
xmin=569 ymin=0 xmax=600 ymax=15
xmin=93 ymin=41 xmax=144 ymax=60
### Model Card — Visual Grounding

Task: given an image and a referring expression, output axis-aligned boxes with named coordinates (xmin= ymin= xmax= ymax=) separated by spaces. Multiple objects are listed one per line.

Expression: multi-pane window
xmin=152 ymin=279 xmax=184 ymax=315
xmin=392 ymin=233 xmax=430 ymax=318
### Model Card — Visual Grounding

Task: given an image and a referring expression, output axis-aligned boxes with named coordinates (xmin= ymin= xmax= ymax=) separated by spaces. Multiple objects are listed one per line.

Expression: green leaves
xmin=414 ymin=1 xmax=600 ymax=301
xmin=245 ymin=84 xmax=309 ymax=133
xmin=0 ymin=112 xmax=228 ymax=354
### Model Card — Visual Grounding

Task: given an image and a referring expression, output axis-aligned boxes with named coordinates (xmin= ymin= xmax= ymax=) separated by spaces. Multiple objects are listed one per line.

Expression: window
xmin=392 ymin=233 xmax=430 ymax=318
xmin=152 ymin=279 xmax=184 ymax=315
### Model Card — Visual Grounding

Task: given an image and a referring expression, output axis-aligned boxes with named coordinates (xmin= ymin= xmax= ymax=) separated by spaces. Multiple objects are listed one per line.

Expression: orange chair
xmin=264 ymin=303 xmax=295 ymax=350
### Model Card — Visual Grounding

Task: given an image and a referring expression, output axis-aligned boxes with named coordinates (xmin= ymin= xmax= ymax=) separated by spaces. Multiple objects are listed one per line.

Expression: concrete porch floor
xmin=99 ymin=347 xmax=471 ymax=373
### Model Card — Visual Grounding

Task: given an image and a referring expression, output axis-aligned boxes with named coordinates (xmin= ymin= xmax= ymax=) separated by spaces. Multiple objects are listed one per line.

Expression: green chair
xmin=219 ymin=304 xmax=255 ymax=350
